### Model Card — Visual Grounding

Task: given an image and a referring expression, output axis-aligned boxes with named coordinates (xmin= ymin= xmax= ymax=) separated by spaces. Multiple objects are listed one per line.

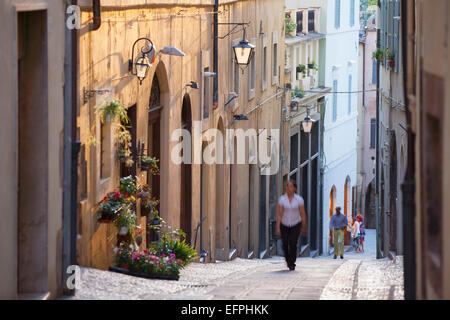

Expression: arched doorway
xmin=344 ymin=176 xmax=351 ymax=245
xmin=215 ymin=118 xmax=226 ymax=260
xmin=329 ymin=186 xmax=337 ymax=247
xmin=365 ymin=179 xmax=376 ymax=229
xmin=180 ymin=94 xmax=192 ymax=245
xmin=147 ymin=72 xmax=162 ymax=244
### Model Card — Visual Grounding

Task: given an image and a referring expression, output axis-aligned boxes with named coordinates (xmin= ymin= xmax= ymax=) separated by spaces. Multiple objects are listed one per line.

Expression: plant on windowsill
xmin=308 ymin=59 xmax=319 ymax=71
xmin=285 ymin=17 xmax=296 ymax=36
xmin=95 ymin=100 xmax=130 ymax=124
xmin=386 ymin=49 xmax=395 ymax=69
xmin=296 ymin=64 xmax=306 ymax=79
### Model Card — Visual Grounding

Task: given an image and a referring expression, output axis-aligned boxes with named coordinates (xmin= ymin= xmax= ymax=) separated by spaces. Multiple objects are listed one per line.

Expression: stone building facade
xmin=76 ymin=0 xmax=285 ymax=269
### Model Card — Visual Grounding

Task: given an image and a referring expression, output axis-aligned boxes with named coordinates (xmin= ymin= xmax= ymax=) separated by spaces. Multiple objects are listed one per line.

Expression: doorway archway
xmin=344 ymin=176 xmax=351 ymax=245
xmin=329 ymin=186 xmax=337 ymax=246
xmin=180 ymin=94 xmax=192 ymax=245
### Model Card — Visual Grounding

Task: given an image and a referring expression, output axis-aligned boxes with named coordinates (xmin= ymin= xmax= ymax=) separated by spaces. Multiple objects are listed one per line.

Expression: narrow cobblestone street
xmin=69 ymin=230 xmax=404 ymax=300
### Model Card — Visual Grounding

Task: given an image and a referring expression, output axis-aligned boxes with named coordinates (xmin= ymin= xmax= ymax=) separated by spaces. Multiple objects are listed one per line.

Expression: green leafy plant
xmin=114 ymin=209 xmax=136 ymax=232
xmin=291 ymin=87 xmax=306 ymax=99
xmin=149 ymin=217 xmax=198 ymax=267
xmin=119 ymin=176 xmax=138 ymax=195
xmin=285 ymin=17 xmax=297 ymax=35
xmin=141 ymin=156 xmax=160 ymax=175
xmin=98 ymin=191 xmax=125 ymax=220
xmin=386 ymin=49 xmax=395 ymax=60
xmin=373 ymin=48 xmax=385 ymax=61
xmin=308 ymin=59 xmax=319 ymax=71
xmin=95 ymin=100 xmax=129 ymax=124
xmin=296 ymin=64 xmax=306 ymax=74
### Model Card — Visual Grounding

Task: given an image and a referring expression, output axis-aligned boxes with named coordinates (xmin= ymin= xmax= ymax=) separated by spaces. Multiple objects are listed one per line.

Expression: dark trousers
xmin=280 ymin=222 xmax=301 ymax=269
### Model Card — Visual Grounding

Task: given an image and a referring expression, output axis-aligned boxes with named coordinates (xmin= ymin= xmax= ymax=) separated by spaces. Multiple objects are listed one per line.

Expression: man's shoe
xmin=333 ymin=255 xmax=337 ymax=259
xmin=340 ymin=255 xmax=344 ymax=259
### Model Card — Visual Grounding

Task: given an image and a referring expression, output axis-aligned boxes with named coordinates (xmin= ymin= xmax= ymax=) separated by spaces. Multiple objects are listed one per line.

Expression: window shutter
xmin=380 ymin=0 xmax=385 ymax=51
xmin=393 ymin=0 xmax=400 ymax=72
xmin=348 ymin=75 xmax=352 ymax=115
xmin=370 ymin=118 xmax=376 ymax=148
xmin=335 ymin=0 xmax=341 ymax=29
xmin=333 ymin=80 xmax=338 ymax=122
xmin=350 ymin=0 xmax=355 ymax=27
xmin=372 ymin=59 xmax=377 ymax=84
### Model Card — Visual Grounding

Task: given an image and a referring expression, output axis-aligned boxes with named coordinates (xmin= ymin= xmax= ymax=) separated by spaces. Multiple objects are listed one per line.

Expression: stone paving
xmin=68 ymin=229 xmax=404 ymax=300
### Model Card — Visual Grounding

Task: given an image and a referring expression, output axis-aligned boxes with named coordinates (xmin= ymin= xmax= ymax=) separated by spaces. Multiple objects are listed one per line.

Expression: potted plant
xmin=296 ymin=64 xmax=306 ymax=79
xmin=386 ymin=49 xmax=395 ymax=69
xmin=95 ymin=100 xmax=129 ymax=124
xmin=114 ymin=208 xmax=136 ymax=244
xmin=116 ymin=127 xmax=133 ymax=166
xmin=140 ymin=156 xmax=160 ymax=174
xmin=308 ymin=59 xmax=319 ymax=71
xmin=97 ymin=191 xmax=124 ymax=222
xmin=372 ymin=48 xmax=385 ymax=62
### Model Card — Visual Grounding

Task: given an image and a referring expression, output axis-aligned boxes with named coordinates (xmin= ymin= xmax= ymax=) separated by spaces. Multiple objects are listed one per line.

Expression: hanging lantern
xmin=129 ymin=38 xmax=156 ymax=85
xmin=233 ymin=35 xmax=255 ymax=66
xmin=301 ymin=116 xmax=314 ymax=133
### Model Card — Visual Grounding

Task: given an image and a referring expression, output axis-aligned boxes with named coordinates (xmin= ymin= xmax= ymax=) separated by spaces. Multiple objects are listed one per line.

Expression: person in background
xmin=276 ymin=180 xmax=308 ymax=271
xmin=329 ymin=206 xmax=348 ymax=259
xmin=349 ymin=217 xmax=361 ymax=253
xmin=357 ymin=214 xmax=365 ymax=253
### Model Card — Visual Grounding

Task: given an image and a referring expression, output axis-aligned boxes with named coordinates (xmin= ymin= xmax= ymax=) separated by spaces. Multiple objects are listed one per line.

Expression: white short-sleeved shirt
xmin=279 ymin=194 xmax=304 ymax=227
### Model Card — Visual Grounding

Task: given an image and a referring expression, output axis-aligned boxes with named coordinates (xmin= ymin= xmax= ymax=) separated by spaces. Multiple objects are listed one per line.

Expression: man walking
xmin=329 ymin=207 xmax=348 ymax=259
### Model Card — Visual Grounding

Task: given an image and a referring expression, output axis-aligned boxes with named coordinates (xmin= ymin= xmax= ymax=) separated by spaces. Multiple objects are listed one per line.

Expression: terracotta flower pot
xmin=389 ymin=59 xmax=395 ymax=69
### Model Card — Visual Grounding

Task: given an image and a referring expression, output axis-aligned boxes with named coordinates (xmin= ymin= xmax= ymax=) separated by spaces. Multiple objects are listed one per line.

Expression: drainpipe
xmin=359 ymin=35 xmax=366 ymax=215
xmin=212 ymin=0 xmax=219 ymax=110
xmin=91 ymin=0 xmax=101 ymax=31
xmin=375 ymin=0 xmax=381 ymax=259
xmin=63 ymin=0 xmax=80 ymax=296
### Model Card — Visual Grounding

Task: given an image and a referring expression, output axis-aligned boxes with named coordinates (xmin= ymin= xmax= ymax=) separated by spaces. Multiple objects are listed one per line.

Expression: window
xmin=296 ymin=11 xmax=303 ymax=34
xmin=308 ymin=10 xmax=315 ymax=32
xmin=234 ymin=61 xmax=240 ymax=96
xmin=335 ymin=0 xmax=341 ymax=29
xmin=372 ymin=59 xmax=377 ymax=84
xmin=203 ymin=67 xmax=210 ymax=119
xmin=350 ymin=0 xmax=355 ymax=27
xmin=262 ymin=45 xmax=267 ymax=90
xmin=348 ymin=75 xmax=352 ymax=115
xmin=370 ymin=118 xmax=376 ymax=148
xmin=332 ymin=80 xmax=338 ymax=122
xmin=249 ymin=47 xmax=256 ymax=100
xmin=100 ymin=121 xmax=111 ymax=179
xmin=272 ymin=32 xmax=278 ymax=85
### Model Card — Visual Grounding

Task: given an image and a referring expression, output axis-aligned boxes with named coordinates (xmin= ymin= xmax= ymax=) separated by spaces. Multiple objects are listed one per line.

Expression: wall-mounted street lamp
xmin=129 ymin=38 xmax=185 ymax=85
xmin=301 ymin=115 xmax=315 ymax=133
xmin=129 ymin=38 xmax=156 ymax=85
xmin=232 ymin=28 xmax=255 ymax=67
